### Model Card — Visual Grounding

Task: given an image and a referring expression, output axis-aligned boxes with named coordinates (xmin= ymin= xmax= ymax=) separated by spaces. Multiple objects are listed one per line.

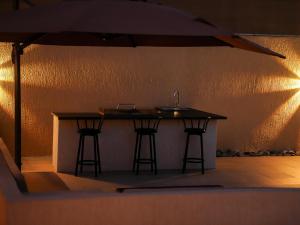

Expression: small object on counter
xmin=116 ymin=103 xmax=137 ymax=112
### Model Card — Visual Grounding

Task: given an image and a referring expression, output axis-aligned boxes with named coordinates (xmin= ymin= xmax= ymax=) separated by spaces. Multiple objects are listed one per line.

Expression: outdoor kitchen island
xmin=52 ymin=108 xmax=226 ymax=173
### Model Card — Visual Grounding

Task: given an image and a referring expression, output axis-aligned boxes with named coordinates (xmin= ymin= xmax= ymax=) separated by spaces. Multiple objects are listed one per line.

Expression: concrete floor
xmin=22 ymin=156 xmax=300 ymax=193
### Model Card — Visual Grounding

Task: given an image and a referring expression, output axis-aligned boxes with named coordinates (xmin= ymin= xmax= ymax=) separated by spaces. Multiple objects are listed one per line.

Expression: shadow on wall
xmin=0 ymin=36 xmax=299 ymax=156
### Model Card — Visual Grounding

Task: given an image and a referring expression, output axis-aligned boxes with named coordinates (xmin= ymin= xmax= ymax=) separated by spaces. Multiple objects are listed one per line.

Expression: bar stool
xmin=132 ymin=117 xmax=161 ymax=175
xmin=182 ymin=117 xmax=210 ymax=174
xmin=75 ymin=117 xmax=104 ymax=177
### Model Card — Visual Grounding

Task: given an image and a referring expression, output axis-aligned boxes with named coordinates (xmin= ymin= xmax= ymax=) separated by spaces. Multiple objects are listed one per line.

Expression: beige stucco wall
xmin=0 ymin=36 xmax=299 ymax=156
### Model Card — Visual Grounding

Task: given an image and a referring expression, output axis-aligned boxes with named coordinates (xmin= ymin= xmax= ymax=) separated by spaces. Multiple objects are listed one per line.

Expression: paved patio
xmin=22 ymin=156 xmax=300 ymax=193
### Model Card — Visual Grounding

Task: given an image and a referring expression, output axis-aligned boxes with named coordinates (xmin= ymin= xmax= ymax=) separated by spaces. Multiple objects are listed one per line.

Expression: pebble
xmin=216 ymin=149 xmax=297 ymax=157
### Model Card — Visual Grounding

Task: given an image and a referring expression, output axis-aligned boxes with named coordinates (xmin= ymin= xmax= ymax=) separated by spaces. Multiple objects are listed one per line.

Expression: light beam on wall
xmin=0 ymin=45 xmax=14 ymax=117
xmin=279 ymin=56 xmax=300 ymax=101
xmin=253 ymin=56 xmax=300 ymax=150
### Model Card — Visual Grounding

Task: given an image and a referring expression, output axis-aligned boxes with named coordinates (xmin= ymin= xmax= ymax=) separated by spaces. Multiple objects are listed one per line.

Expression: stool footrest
xmin=78 ymin=160 xmax=98 ymax=166
xmin=185 ymin=157 xmax=204 ymax=163
xmin=137 ymin=158 xmax=154 ymax=164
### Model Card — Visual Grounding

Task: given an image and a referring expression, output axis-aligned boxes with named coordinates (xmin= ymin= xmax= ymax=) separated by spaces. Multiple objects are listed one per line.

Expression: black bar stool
xmin=75 ymin=117 xmax=104 ymax=177
xmin=182 ymin=117 xmax=210 ymax=174
xmin=132 ymin=117 xmax=161 ymax=175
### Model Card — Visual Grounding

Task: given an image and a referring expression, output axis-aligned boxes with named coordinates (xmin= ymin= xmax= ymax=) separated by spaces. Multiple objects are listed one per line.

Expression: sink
xmin=156 ymin=106 xmax=192 ymax=112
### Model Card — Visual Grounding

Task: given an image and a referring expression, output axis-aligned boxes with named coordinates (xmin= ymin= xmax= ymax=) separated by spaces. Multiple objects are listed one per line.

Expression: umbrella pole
xmin=12 ymin=43 xmax=22 ymax=169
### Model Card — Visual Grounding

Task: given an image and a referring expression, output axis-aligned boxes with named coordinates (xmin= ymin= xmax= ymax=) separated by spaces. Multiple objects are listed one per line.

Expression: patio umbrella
xmin=0 ymin=0 xmax=285 ymax=168
xmin=0 ymin=0 xmax=286 ymax=55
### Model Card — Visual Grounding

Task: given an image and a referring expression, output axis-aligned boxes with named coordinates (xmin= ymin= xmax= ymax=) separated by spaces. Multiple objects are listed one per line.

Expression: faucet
xmin=173 ymin=89 xmax=180 ymax=107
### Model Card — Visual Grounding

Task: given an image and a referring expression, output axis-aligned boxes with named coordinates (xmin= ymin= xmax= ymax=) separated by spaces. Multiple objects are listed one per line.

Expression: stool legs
xmin=75 ymin=135 xmax=83 ymax=176
xmin=182 ymin=133 xmax=205 ymax=174
xmin=182 ymin=133 xmax=190 ymax=173
xmin=95 ymin=136 xmax=101 ymax=174
xmin=152 ymin=134 xmax=157 ymax=175
xmin=136 ymin=134 xmax=143 ymax=175
xmin=132 ymin=133 xmax=139 ymax=172
xmin=133 ymin=133 xmax=157 ymax=175
xmin=75 ymin=134 xmax=101 ymax=177
xmin=93 ymin=135 xmax=98 ymax=177
xmin=200 ymin=134 xmax=204 ymax=174
xmin=80 ymin=135 xmax=85 ymax=173
xmin=149 ymin=135 xmax=153 ymax=172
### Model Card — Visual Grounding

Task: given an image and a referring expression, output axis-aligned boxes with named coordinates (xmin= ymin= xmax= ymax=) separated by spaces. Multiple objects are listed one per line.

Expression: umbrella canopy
xmin=0 ymin=0 xmax=285 ymax=58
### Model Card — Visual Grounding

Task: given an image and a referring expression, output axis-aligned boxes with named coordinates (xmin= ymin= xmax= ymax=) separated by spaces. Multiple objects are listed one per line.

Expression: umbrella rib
xmin=216 ymin=35 xmax=286 ymax=59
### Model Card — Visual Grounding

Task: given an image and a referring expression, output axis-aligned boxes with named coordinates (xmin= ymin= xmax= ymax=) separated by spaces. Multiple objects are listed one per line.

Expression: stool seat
xmin=78 ymin=128 xmax=101 ymax=136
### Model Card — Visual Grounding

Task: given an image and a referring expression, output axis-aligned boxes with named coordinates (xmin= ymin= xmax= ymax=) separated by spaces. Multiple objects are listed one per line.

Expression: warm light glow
xmin=277 ymin=57 xmax=300 ymax=100
xmin=295 ymin=79 xmax=300 ymax=89
xmin=0 ymin=66 xmax=13 ymax=82
xmin=0 ymin=44 xmax=14 ymax=117
xmin=277 ymin=51 xmax=300 ymax=89
xmin=279 ymin=58 xmax=300 ymax=79
xmin=285 ymin=78 xmax=300 ymax=91
xmin=255 ymin=77 xmax=300 ymax=93
xmin=245 ymin=48 xmax=300 ymax=150
xmin=0 ymin=83 xmax=13 ymax=117
xmin=277 ymin=53 xmax=300 ymax=92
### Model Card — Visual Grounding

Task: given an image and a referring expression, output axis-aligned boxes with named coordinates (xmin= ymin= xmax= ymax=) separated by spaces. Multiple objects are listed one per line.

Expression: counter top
xmin=52 ymin=112 xmax=102 ymax=120
xmin=52 ymin=108 xmax=227 ymax=120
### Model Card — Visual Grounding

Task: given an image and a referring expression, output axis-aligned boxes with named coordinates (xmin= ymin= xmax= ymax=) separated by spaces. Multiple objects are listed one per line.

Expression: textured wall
xmin=0 ymin=36 xmax=299 ymax=156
